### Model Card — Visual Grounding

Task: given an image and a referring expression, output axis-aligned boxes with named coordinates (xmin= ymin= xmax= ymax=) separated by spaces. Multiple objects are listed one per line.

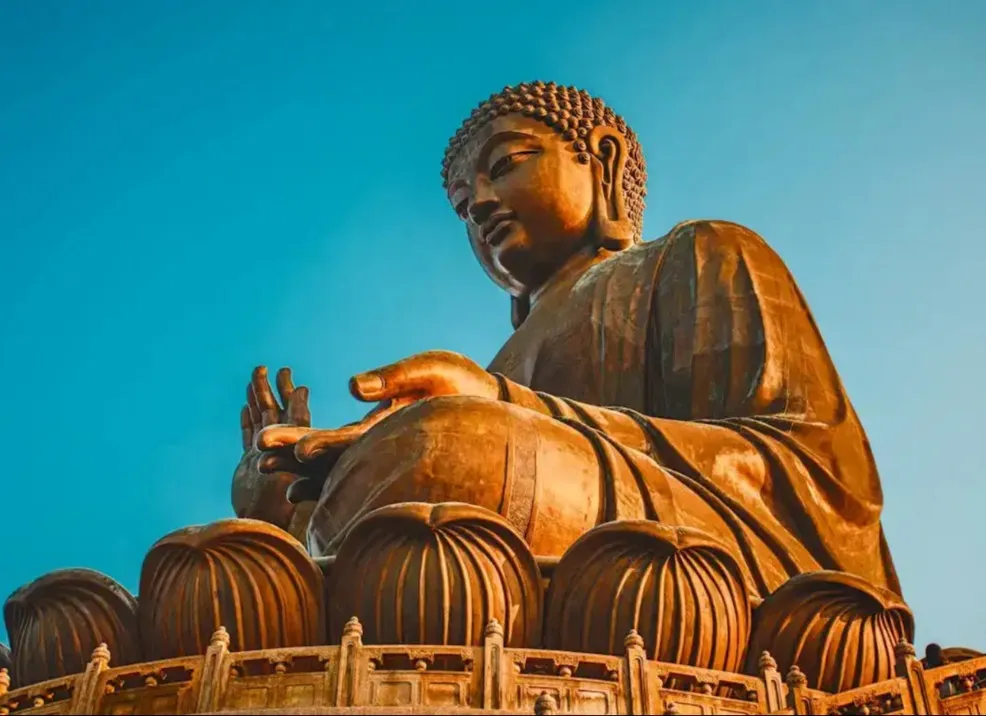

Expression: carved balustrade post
xmin=482 ymin=618 xmax=506 ymax=710
xmin=68 ymin=643 xmax=111 ymax=715
xmin=785 ymin=665 xmax=814 ymax=715
xmin=894 ymin=638 xmax=931 ymax=714
xmin=622 ymin=629 xmax=655 ymax=715
xmin=534 ymin=690 xmax=557 ymax=715
xmin=195 ymin=627 xmax=232 ymax=713
xmin=334 ymin=617 xmax=363 ymax=707
xmin=758 ymin=651 xmax=785 ymax=712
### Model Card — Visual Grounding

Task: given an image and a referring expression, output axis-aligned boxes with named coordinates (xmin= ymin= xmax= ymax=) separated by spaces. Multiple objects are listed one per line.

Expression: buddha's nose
xmin=468 ymin=177 xmax=500 ymax=224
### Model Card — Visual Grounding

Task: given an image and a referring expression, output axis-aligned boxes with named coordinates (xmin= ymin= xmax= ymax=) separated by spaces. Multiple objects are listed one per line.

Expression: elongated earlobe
xmin=587 ymin=126 xmax=634 ymax=250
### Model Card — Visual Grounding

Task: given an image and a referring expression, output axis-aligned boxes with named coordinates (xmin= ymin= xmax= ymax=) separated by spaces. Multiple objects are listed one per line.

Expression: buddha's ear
xmin=587 ymin=125 xmax=634 ymax=251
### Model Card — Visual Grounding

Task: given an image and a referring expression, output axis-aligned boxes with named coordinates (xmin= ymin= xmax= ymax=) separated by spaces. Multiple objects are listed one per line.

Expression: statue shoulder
xmin=648 ymin=218 xmax=787 ymax=268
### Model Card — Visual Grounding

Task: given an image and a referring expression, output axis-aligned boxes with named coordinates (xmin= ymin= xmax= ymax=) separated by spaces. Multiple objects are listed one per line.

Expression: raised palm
xmin=232 ymin=366 xmax=316 ymax=529
xmin=241 ymin=366 xmax=311 ymax=451
xmin=254 ymin=350 xmax=500 ymax=504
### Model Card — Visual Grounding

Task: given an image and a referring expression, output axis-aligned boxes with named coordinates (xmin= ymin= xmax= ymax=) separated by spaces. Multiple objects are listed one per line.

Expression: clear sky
xmin=2 ymin=1 xmax=984 ymax=650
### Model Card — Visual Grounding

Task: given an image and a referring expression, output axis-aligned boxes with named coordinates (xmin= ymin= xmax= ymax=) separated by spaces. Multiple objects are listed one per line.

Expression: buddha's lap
xmin=308 ymin=395 xmax=735 ymax=558
xmin=302 ymin=395 xmax=905 ymax=684
xmin=309 ymin=396 xmax=596 ymax=555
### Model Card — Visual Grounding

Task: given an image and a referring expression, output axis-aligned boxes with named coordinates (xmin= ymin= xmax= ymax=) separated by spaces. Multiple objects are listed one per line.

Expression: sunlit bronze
xmin=2 ymin=569 xmax=140 ymax=687
xmin=7 ymin=82 xmax=962 ymax=713
xmin=232 ymin=366 xmax=314 ymax=543
xmin=226 ymin=81 xmax=910 ymax=689
xmin=137 ymin=519 xmax=325 ymax=660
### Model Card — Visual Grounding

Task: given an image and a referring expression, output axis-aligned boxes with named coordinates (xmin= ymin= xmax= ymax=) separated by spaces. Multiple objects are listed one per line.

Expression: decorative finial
xmin=758 ymin=650 xmax=778 ymax=671
xmin=0 ymin=667 xmax=9 ymax=696
xmin=786 ymin=664 xmax=808 ymax=688
xmin=343 ymin=616 xmax=363 ymax=638
xmin=485 ymin=618 xmax=504 ymax=638
xmin=91 ymin=642 xmax=111 ymax=663
xmin=895 ymin=638 xmax=916 ymax=659
xmin=534 ymin=691 xmax=557 ymax=715
xmin=624 ymin=628 xmax=645 ymax=650
xmin=209 ymin=626 xmax=230 ymax=648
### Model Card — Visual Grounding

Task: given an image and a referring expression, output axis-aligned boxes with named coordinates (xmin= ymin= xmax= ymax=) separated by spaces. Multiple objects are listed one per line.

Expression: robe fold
xmin=488 ymin=219 xmax=900 ymax=598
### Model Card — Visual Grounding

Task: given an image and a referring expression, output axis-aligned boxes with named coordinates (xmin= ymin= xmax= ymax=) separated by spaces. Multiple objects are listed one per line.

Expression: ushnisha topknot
xmin=441 ymin=81 xmax=647 ymax=241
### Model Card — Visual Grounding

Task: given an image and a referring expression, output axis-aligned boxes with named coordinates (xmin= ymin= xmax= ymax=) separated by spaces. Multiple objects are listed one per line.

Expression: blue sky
xmin=2 ymin=1 xmax=984 ymax=650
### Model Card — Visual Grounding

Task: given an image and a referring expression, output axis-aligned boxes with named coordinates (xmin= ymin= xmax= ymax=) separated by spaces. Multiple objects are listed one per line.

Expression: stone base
xmin=2 ymin=512 xmax=981 ymax=715
xmin=3 ymin=617 xmax=984 ymax=715
xmin=208 ymin=709 xmax=494 ymax=715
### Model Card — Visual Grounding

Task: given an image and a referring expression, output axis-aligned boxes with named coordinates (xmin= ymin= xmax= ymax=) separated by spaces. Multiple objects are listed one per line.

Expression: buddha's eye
xmin=489 ymin=150 xmax=538 ymax=180
xmin=454 ymin=198 xmax=469 ymax=220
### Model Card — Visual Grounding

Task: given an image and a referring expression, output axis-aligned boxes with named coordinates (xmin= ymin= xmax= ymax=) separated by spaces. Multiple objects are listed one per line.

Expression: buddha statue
xmin=232 ymin=81 xmax=912 ymax=689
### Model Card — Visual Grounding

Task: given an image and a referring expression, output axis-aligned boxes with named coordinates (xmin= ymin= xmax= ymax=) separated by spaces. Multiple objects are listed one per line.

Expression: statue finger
xmin=251 ymin=366 xmax=281 ymax=425
xmin=258 ymin=451 xmax=327 ymax=481
xmin=256 ymin=424 xmax=315 ymax=451
xmin=288 ymin=386 xmax=311 ymax=427
xmin=247 ymin=384 xmax=262 ymax=427
xmin=294 ymin=424 xmax=367 ymax=462
xmin=275 ymin=367 xmax=295 ymax=409
xmin=258 ymin=450 xmax=306 ymax=475
xmin=240 ymin=405 xmax=254 ymax=451
xmin=293 ymin=400 xmax=407 ymax=462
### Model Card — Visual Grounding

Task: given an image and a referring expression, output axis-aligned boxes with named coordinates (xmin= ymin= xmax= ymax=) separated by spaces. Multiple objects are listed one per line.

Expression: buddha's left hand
xmin=256 ymin=350 xmax=498 ymax=499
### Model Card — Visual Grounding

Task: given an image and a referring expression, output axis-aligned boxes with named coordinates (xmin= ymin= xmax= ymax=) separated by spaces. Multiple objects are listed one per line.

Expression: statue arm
xmin=492 ymin=374 xmax=768 ymax=489
xmin=490 ymin=370 xmax=876 ymax=526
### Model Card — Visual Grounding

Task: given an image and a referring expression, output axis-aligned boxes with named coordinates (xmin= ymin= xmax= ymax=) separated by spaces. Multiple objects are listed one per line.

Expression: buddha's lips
xmin=481 ymin=212 xmax=516 ymax=246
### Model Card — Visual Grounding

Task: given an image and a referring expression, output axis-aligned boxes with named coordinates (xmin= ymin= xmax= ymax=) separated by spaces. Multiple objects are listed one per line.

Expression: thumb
xmin=350 ymin=371 xmax=389 ymax=401
xmin=349 ymin=353 xmax=455 ymax=402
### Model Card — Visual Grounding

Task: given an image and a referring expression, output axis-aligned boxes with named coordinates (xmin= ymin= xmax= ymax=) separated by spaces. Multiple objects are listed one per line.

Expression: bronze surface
xmin=3 ymin=81 xmax=973 ymax=711
xmin=241 ymin=81 xmax=903 ymax=689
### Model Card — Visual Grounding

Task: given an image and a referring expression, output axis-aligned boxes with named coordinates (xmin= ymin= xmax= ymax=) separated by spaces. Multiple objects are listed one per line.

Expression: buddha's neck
xmin=529 ymin=244 xmax=613 ymax=309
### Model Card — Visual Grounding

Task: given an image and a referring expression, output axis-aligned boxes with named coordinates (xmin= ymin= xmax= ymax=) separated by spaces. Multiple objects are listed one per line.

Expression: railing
xmin=1 ymin=621 xmax=984 ymax=715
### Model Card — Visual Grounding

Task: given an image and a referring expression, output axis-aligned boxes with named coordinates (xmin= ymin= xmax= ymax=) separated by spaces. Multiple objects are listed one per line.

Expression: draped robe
xmin=308 ymin=219 xmax=900 ymax=601
xmin=486 ymin=219 xmax=900 ymax=599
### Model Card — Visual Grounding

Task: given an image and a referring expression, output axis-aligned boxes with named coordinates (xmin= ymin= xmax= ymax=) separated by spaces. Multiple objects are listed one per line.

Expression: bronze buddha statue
xmin=231 ymin=81 xmax=911 ymax=689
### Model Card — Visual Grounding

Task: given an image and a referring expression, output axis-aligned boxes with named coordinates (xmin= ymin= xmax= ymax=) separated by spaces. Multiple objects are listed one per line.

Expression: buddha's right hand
xmin=256 ymin=416 xmax=378 ymax=504
xmin=232 ymin=366 xmax=316 ymax=528
xmin=257 ymin=350 xmax=500 ymax=503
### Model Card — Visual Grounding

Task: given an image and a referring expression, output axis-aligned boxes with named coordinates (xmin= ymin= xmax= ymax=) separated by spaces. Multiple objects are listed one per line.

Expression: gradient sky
xmin=2 ymin=1 xmax=984 ymax=649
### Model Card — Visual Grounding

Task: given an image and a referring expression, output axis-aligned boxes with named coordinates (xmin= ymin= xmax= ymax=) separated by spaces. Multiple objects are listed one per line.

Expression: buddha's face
xmin=446 ymin=114 xmax=596 ymax=295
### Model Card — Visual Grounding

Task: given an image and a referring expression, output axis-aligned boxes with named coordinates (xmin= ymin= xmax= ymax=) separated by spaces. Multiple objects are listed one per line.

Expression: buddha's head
xmin=442 ymin=81 xmax=647 ymax=325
